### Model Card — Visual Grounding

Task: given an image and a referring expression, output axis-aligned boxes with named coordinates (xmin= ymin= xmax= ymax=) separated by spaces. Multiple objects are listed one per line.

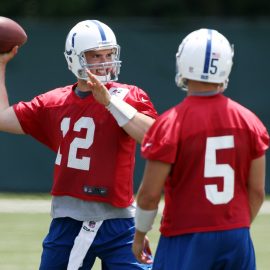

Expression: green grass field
xmin=0 ymin=194 xmax=269 ymax=269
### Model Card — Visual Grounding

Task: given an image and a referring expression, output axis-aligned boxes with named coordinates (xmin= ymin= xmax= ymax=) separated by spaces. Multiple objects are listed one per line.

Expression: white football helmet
xmin=175 ymin=28 xmax=234 ymax=91
xmin=64 ymin=20 xmax=121 ymax=82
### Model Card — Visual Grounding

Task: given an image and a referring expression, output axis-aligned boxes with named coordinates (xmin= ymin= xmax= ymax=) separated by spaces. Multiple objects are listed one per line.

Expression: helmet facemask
xmin=78 ymin=46 xmax=122 ymax=82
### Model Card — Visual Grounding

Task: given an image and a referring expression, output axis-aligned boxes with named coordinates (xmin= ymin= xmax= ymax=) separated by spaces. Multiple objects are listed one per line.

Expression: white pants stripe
xmin=67 ymin=220 xmax=103 ymax=270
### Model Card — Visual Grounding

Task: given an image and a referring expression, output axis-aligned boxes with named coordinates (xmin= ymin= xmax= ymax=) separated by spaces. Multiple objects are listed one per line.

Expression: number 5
xmin=204 ymin=136 xmax=234 ymax=205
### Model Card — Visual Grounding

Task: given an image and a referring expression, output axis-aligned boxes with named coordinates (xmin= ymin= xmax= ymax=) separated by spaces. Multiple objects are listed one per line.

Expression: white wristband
xmin=135 ymin=205 xmax=158 ymax=233
xmin=106 ymin=95 xmax=137 ymax=127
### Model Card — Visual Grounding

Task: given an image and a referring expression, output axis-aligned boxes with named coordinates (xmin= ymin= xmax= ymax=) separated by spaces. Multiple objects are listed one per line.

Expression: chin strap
xmin=78 ymin=69 xmax=113 ymax=83
xmin=95 ymin=73 xmax=111 ymax=83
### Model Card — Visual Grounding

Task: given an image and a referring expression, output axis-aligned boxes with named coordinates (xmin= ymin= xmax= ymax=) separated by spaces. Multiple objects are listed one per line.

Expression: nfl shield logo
xmin=89 ymin=221 xmax=96 ymax=228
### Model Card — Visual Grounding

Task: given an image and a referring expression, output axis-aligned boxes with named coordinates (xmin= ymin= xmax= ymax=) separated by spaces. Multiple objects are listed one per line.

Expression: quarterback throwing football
xmin=0 ymin=20 xmax=157 ymax=269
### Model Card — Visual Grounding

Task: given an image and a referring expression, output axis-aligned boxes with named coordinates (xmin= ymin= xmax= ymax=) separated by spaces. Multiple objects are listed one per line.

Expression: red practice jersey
xmin=141 ymin=94 xmax=269 ymax=237
xmin=14 ymin=82 xmax=157 ymax=207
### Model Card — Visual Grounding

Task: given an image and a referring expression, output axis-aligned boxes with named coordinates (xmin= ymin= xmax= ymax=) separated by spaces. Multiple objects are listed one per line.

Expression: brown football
xmin=0 ymin=16 xmax=27 ymax=53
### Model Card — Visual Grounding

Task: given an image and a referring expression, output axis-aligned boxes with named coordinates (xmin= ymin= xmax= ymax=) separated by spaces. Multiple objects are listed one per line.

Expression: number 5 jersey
xmin=141 ymin=93 xmax=269 ymax=236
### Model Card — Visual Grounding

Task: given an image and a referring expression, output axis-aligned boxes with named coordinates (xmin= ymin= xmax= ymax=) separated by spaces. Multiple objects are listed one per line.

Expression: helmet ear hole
xmin=175 ymin=28 xmax=233 ymax=91
xmin=64 ymin=20 xmax=122 ymax=82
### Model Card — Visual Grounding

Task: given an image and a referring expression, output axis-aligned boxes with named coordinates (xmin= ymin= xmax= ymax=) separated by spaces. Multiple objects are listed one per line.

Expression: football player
xmin=132 ymin=28 xmax=269 ymax=270
xmin=0 ymin=20 xmax=157 ymax=269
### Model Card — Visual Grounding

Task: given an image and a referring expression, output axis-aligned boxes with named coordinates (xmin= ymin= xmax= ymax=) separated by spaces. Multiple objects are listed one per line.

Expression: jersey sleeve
xmin=141 ymin=108 xmax=179 ymax=163
xmin=250 ymin=116 xmax=269 ymax=159
xmin=106 ymin=82 xmax=158 ymax=119
xmin=124 ymin=86 xmax=158 ymax=119
xmin=13 ymin=94 xmax=54 ymax=150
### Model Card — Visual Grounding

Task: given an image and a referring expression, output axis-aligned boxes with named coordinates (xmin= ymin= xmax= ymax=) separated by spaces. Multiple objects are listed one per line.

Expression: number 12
xmin=55 ymin=117 xmax=95 ymax=171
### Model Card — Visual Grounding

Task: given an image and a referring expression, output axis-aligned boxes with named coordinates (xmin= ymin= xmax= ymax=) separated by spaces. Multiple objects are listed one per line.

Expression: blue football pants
xmin=153 ymin=228 xmax=256 ymax=270
xmin=39 ymin=217 xmax=152 ymax=270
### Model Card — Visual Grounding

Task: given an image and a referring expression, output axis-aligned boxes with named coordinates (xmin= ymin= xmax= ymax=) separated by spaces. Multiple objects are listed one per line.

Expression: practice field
xmin=0 ymin=194 xmax=269 ymax=270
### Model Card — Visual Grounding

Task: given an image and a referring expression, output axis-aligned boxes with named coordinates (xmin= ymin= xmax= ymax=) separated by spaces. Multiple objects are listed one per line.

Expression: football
xmin=0 ymin=16 xmax=27 ymax=53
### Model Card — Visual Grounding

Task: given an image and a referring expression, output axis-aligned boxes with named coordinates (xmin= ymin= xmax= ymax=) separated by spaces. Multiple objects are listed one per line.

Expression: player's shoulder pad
xmin=109 ymin=87 xmax=130 ymax=100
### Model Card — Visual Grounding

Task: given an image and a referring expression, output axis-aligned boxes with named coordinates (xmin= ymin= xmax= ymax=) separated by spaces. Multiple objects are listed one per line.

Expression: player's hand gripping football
xmin=0 ymin=46 xmax=18 ymax=65
xmin=86 ymin=70 xmax=111 ymax=106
